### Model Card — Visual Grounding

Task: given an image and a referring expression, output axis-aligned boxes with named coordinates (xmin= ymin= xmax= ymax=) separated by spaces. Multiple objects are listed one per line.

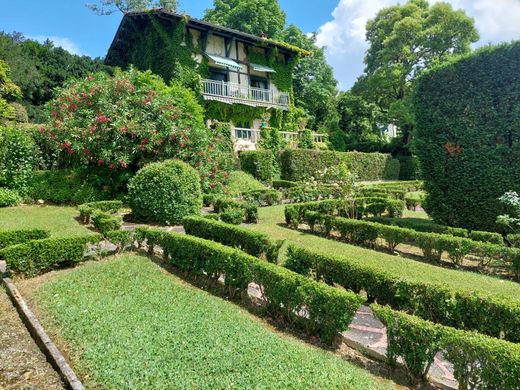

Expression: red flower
xmin=109 ymin=163 xmax=116 ymax=170
xmin=83 ymin=148 xmax=90 ymax=156
xmin=90 ymin=126 xmax=96 ymax=133
xmin=97 ymin=115 xmax=108 ymax=123
xmin=69 ymin=104 xmax=77 ymax=111
xmin=142 ymin=137 xmax=149 ymax=145
xmin=120 ymin=160 xmax=127 ymax=168
xmin=97 ymin=159 xmax=104 ymax=165
xmin=51 ymin=110 xmax=58 ymax=117
xmin=119 ymin=127 xmax=127 ymax=134
xmin=210 ymin=182 xmax=215 ymax=189
xmin=179 ymin=141 xmax=185 ymax=148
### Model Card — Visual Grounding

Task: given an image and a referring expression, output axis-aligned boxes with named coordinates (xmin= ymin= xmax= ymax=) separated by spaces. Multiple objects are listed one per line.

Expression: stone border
xmin=0 ymin=260 xmax=84 ymax=390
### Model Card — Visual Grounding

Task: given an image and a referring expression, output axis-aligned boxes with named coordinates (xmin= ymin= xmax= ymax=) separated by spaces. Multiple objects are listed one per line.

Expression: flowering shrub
xmin=42 ymin=67 xmax=232 ymax=192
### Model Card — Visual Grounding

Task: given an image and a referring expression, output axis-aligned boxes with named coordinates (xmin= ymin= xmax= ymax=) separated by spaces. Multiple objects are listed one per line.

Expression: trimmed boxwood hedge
xmin=239 ymin=150 xmax=274 ymax=183
xmin=285 ymin=245 xmax=520 ymax=342
xmin=0 ymin=228 xmax=50 ymax=250
xmin=0 ymin=234 xmax=101 ymax=276
xmin=373 ymin=304 xmax=520 ymax=388
xmin=279 ymin=149 xmax=400 ymax=182
xmin=135 ymin=227 xmax=364 ymax=343
xmin=414 ymin=42 xmax=520 ymax=231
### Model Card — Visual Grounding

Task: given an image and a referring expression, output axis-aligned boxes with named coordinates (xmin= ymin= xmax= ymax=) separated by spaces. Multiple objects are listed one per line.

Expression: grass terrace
xmin=248 ymin=205 xmax=520 ymax=300
xmin=21 ymin=255 xmax=394 ymax=389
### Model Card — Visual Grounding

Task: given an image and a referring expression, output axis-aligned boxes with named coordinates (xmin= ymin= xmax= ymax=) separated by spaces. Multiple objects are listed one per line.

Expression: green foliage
xmin=220 ymin=207 xmax=245 ymax=225
xmin=0 ymin=228 xmax=50 ymax=250
xmin=397 ymin=156 xmax=420 ymax=180
xmin=0 ymin=234 xmax=101 ymax=276
xmin=91 ymin=211 xmax=123 ymax=236
xmin=0 ymin=188 xmax=21 ymax=207
xmin=43 ymin=67 xmax=230 ymax=193
xmin=28 ymin=170 xmax=106 ymax=204
xmin=128 ymin=159 xmax=202 ymax=225
xmin=78 ymin=200 xmax=123 ymax=235
xmin=0 ymin=59 xmax=21 ymax=122
xmin=373 ymin=305 xmax=520 ymax=389
xmin=404 ymin=191 xmax=425 ymax=211
xmin=224 ymin=171 xmax=266 ymax=197
xmin=204 ymin=0 xmax=286 ymax=38
xmin=105 ymin=230 xmax=134 ymax=253
xmin=213 ymin=196 xmax=258 ymax=224
xmin=297 ymin=130 xmax=314 ymax=149
xmin=87 ymin=0 xmax=177 ymax=15
xmin=285 ymin=245 xmax=520 ymax=342
xmin=136 ymin=227 xmax=363 ymax=343
xmin=280 ymin=149 xmax=399 ymax=182
xmin=248 ymin=48 xmax=295 ymax=93
xmin=0 ymin=126 xmax=35 ymax=194
xmin=414 ymin=42 xmax=520 ymax=231
xmin=183 ymin=216 xmax=283 ymax=263
xmin=242 ymin=189 xmax=282 ymax=206
xmin=239 ymin=150 xmax=275 ymax=183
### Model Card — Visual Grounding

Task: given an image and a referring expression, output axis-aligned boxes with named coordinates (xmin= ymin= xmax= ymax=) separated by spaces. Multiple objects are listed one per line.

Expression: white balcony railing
xmin=233 ymin=128 xmax=327 ymax=144
xmin=202 ymin=79 xmax=290 ymax=109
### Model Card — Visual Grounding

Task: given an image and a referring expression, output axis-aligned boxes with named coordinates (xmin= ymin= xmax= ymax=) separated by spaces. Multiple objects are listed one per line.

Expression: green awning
xmin=250 ymin=63 xmax=276 ymax=73
xmin=205 ymin=53 xmax=242 ymax=71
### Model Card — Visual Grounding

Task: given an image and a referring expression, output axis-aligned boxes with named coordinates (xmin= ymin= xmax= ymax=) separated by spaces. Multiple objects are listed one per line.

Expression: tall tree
xmin=87 ymin=0 xmax=177 ymax=15
xmin=336 ymin=92 xmax=381 ymax=145
xmin=0 ymin=59 xmax=21 ymax=122
xmin=353 ymin=0 xmax=478 ymax=143
xmin=204 ymin=0 xmax=286 ymax=38
xmin=279 ymin=25 xmax=338 ymax=130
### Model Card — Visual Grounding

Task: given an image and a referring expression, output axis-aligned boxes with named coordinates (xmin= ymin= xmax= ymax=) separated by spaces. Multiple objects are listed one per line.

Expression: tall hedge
xmin=239 ymin=150 xmax=274 ymax=183
xmin=280 ymin=149 xmax=400 ymax=182
xmin=414 ymin=42 xmax=520 ymax=231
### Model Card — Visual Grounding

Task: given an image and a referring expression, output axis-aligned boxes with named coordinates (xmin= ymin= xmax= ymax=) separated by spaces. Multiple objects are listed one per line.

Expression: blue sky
xmin=2 ymin=0 xmax=519 ymax=89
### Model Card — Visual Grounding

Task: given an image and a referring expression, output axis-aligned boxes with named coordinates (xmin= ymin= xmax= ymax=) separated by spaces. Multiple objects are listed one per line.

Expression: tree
xmin=0 ymin=59 xmax=21 ymax=122
xmin=353 ymin=0 xmax=478 ymax=143
xmin=279 ymin=25 xmax=338 ymax=130
xmin=204 ymin=0 xmax=286 ymax=38
xmin=336 ymin=92 xmax=382 ymax=146
xmin=87 ymin=0 xmax=177 ymax=15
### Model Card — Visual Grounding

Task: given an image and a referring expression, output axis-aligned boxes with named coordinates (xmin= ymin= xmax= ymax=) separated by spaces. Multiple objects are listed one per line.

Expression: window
xmin=250 ymin=76 xmax=269 ymax=90
xmin=209 ymin=67 xmax=228 ymax=82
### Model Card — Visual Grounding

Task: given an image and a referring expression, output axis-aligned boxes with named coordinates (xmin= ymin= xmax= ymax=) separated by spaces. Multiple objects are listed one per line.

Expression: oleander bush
xmin=414 ymin=42 xmax=520 ymax=231
xmin=285 ymin=245 xmax=520 ymax=342
xmin=135 ymin=227 xmax=364 ymax=343
xmin=0 ymin=228 xmax=50 ymax=250
xmin=0 ymin=187 xmax=21 ymax=207
xmin=280 ymin=149 xmax=400 ymax=182
xmin=239 ymin=150 xmax=274 ymax=183
xmin=0 ymin=234 xmax=101 ymax=276
xmin=372 ymin=304 xmax=520 ymax=389
xmin=183 ymin=216 xmax=283 ymax=263
xmin=128 ymin=159 xmax=202 ymax=225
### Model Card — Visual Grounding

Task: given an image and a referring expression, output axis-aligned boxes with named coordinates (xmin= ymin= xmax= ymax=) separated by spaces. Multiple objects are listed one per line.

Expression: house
xmin=105 ymin=9 xmax=324 ymax=150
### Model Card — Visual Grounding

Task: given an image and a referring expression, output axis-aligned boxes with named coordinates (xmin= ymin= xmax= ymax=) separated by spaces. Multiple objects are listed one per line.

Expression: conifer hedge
xmin=414 ymin=42 xmax=520 ymax=231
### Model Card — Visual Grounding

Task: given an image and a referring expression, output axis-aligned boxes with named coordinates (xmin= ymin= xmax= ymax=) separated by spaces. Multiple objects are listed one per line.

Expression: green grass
xmin=27 ymin=255 xmax=392 ymax=390
xmin=247 ymin=205 xmax=520 ymax=300
xmin=0 ymin=205 xmax=92 ymax=237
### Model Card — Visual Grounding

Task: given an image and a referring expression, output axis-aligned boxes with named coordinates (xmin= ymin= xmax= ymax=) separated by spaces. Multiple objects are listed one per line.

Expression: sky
xmin=1 ymin=0 xmax=519 ymax=90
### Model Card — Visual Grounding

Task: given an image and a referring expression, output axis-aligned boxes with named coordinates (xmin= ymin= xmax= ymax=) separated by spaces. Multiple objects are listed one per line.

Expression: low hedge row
xmin=373 ymin=304 xmax=520 ymax=388
xmin=183 ymin=216 xmax=283 ymax=263
xmin=0 ymin=228 xmax=50 ymax=250
xmin=280 ymin=149 xmax=400 ymax=182
xmin=272 ymin=179 xmax=298 ymax=189
xmin=242 ymin=189 xmax=283 ymax=206
xmin=299 ymin=212 xmax=519 ymax=273
xmin=358 ymin=187 xmax=406 ymax=200
xmin=78 ymin=200 xmax=123 ymax=224
xmin=91 ymin=211 xmax=123 ymax=235
xmin=285 ymin=183 xmax=352 ymax=203
xmin=213 ymin=197 xmax=258 ymax=223
xmin=135 ymin=227 xmax=364 ymax=343
xmin=360 ymin=180 xmax=423 ymax=193
xmin=285 ymin=246 xmax=520 ymax=342
xmin=370 ymin=217 xmax=504 ymax=245
xmin=284 ymin=198 xmax=404 ymax=228
xmin=0 ymin=234 xmax=102 ymax=276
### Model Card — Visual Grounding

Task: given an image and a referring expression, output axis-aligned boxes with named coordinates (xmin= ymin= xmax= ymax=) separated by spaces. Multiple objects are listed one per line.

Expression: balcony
xmin=233 ymin=128 xmax=327 ymax=151
xmin=202 ymin=79 xmax=290 ymax=110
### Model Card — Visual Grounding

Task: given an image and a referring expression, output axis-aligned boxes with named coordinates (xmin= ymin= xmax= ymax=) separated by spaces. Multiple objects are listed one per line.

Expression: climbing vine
xmin=248 ymin=48 xmax=297 ymax=94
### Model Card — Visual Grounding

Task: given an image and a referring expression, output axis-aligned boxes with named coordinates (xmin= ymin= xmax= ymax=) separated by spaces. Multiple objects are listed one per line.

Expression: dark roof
xmin=105 ymin=9 xmax=310 ymax=63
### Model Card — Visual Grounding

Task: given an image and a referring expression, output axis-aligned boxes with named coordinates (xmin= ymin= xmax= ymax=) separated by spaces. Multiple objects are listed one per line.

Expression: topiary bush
xmin=41 ymin=67 xmax=232 ymax=193
xmin=0 ymin=126 xmax=35 ymax=194
xmin=414 ymin=42 xmax=520 ymax=231
xmin=0 ymin=187 xmax=21 ymax=207
xmin=128 ymin=159 xmax=202 ymax=225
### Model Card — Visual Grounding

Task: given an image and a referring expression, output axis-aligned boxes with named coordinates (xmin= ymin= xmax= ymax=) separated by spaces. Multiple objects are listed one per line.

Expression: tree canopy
xmin=204 ymin=0 xmax=286 ymax=38
xmin=352 ymin=0 xmax=478 ymax=143
xmin=86 ymin=0 xmax=177 ymax=15
xmin=0 ymin=59 xmax=21 ymax=122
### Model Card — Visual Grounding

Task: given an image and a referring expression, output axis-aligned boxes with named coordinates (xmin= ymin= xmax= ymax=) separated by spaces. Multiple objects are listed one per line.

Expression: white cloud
xmin=27 ymin=35 xmax=84 ymax=55
xmin=316 ymin=0 xmax=520 ymax=90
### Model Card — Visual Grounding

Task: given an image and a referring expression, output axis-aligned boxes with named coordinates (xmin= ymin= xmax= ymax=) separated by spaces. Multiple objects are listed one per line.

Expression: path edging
xmin=1 ymin=260 xmax=85 ymax=390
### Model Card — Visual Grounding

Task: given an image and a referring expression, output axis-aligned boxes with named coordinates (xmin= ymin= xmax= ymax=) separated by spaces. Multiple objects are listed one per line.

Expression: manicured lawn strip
xmin=27 ymin=255 xmax=392 ymax=390
xmin=248 ymin=205 xmax=520 ymax=300
xmin=0 ymin=206 xmax=92 ymax=237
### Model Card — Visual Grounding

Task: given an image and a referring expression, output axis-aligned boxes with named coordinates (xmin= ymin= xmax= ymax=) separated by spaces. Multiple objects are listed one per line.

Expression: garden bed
xmin=19 ymin=255 xmax=395 ymax=389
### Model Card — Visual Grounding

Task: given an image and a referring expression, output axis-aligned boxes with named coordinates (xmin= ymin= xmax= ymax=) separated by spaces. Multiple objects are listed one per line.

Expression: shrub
xmin=285 ymin=246 xmax=520 ymax=342
xmin=272 ymin=179 xmax=298 ymax=189
xmin=128 ymin=159 xmax=202 ymax=225
xmin=135 ymin=227 xmax=364 ymax=343
xmin=0 ymin=234 xmax=101 ymax=276
xmin=280 ymin=149 xmax=400 ymax=182
xmin=242 ymin=189 xmax=282 ymax=206
xmin=224 ymin=171 xmax=265 ymax=196
xmin=414 ymin=42 xmax=520 ymax=231
xmin=372 ymin=305 xmax=520 ymax=389
xmin=220 ymin=208 xmax=244 ymax=225
xmin=468 ymin=230 xmax=503 ymax=246
xmin=28 ymin=170 xmax=106 ymax=204
xmin=183 ymin=216 xmax=283 ymax=263
xmin=42 ymin=67 xmax=231 ymax=193
xmin=0 ymin=126 xmax=35 ymax=194
xmin=404 ymin=191 xmax=425 ymax=211
xmin=105 ymin=230 xmax=134 ymax=253
xmin=78 ymin=200 xmax=123 ymax=224
xmin=0 ymin=228 xmax=50 ymax=250
xmin=509 ymin=234 xmax=520 ymax=248
xmin=213 ymin=196 xmax=258 ymax=224
xmin=239 ymin=150 xmax=274 ymax=183
xmin=397 ymin=156 xmax=420 ymax=180
xmin=91 ymin=211 xmax=122 ymax=236
xmin=0 ymin=187 xmax=21 ymax=207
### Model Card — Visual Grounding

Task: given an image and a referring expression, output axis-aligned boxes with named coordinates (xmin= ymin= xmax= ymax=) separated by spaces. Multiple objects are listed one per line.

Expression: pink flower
xmin=97 ymin=115 xmax=108 ymax=123
xmin=210 ymin=182 xmax=215 ymax=189
xmin=120 ymin=160 xmax=127 ymax=168
xmin=97 ymin=159 xmax=104 ymax=165
xmin=109 ymin=163 xmax=116 ymax=170
xmin=90 ymin=126 xmax=96 ymax=133
xmin=119 ymin=127 xmax=127 ymax=134
xmin=69 ymin=104 xmax=77 ymax=111
xmin=83 ymin=148 xmax=90 ymax=156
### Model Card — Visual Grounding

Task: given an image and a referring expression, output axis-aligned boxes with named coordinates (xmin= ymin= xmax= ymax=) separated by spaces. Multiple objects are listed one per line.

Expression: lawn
xmin=0 ymin=205 xmax=91 ymax=237
xmin=23 ymin=255 xmax=394 ymax=390
xmin=247 ymin=205 xmax=520 ymax=300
